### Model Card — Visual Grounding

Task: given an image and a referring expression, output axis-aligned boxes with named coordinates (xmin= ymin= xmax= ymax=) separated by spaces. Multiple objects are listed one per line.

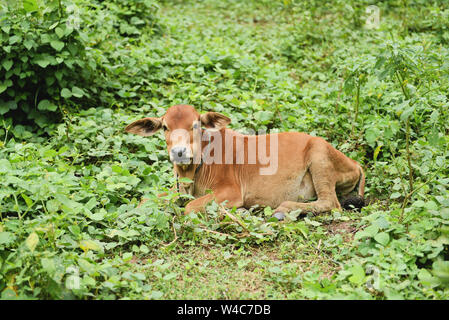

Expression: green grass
xmin=1 ymin=0 xmax=449 ymax=299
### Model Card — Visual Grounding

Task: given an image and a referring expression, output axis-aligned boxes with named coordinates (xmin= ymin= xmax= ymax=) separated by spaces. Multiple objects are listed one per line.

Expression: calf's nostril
xmin=171 ymin=147 xmax=187 ymax=159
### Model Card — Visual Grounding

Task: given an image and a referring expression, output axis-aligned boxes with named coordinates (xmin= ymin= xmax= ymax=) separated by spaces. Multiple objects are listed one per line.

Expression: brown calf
xmin=125 ymin=104 xmax=365 ymax=220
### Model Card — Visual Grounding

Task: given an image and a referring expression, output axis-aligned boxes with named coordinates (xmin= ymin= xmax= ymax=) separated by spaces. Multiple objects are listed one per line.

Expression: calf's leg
xmin=184 ymin=187 xmax=243 ymax=215
xmin=273 ymin=161 xmax=341 ymax=220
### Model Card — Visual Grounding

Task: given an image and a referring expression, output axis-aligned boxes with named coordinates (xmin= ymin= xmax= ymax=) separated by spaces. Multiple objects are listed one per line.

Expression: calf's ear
xmin=200 ymin=112 xmax=231 ymax=130
xmin=125 ymin=117 xmax=162 ymax=136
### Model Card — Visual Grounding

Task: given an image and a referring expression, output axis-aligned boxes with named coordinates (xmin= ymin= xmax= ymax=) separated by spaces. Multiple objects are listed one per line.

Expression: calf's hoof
xmin=272 ymin=212 xmax=285 ymax=221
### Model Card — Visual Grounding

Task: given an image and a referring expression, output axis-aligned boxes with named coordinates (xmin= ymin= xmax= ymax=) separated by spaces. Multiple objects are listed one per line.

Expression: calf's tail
xmin=339 ymin=166 xmax=366 ymax=211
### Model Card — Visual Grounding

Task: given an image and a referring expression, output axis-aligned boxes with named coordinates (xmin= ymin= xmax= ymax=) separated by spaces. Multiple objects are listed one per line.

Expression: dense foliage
xmin=0 ymin=0 xmax=160 ymax=132
xmin=0 ymin=0 xmax=448 ymax=299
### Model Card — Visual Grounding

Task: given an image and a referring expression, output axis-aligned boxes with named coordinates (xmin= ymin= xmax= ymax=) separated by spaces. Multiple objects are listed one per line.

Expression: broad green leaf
xmin=79 ymin=240 xmax=102 ymax=252
xmin=37 ymin=99 xmax=57 ymax=111
xmin=304 ymin=217 xmax=322 ymax=227
xmin=1 ymin=289 xmax=17 ymax=299
xmin=23 ymin=0 xmax=38 ymax=12
xmin=0 ymin=232 xmax=15 ymax=245
xmin=374 ymin=232 xmax=389 ymax=246
xmin=71 ymin=86 xmax=84 ymax=98
xmin=418 ymin=268 xmax=440 ymax=287
xmin=24 ymin=39 xmax=34 ymax=50
xmin=0 ymin=160 xmax=12 ymax=174
xmin=61 ymin=88 xmax=72 ymax=98
xmin=163 ymin=273 xmax=177 ymax=281
xmin=1 ymin=26 xmax=10 ymax=34
xmin=364 ymin=224 xmax=379 ymax=237
xmin=254 ymin=110 xmax=273 ymax=123
xmin=365 ymin=127 xmax=379 ymax=146
xmin=349 ymin=264 xmax=365 ymax=285
xmin=50 ymin=40 xmax=65 ymax=52
xmin=35 ymin=58 xmax=50 ymax=68
xmin=148 ymin=291 xmax=163 ymax=299
xmin=400 ymin=106 xmax=415 ymax=121
xmin=2 ymin=60 xmax=13 ymax=71
xmin=0 ymin=83 xmax=7 ymax=94
xmin=123 ymin=252 xmax=133 ymax=262
xmin=390 ymin=192 xmax=402 ymax=200
xmin=384 ymin=288 xmax=404 ymax=300
xmin=132 ymin=273 xmax=146 ymax=281
xmin=429 ymin=110 xmax=440 ymax=123
xmin=55 ymin=27 xmax=65 ymax=39
xmin=107 ymin=229 xmax=126 ymax=238
xmin=413 ymin=200 xmax=425 ymax=208
xmin=43 ymin=149 xmax=58 ymax=158
xmin=178 ymin=177 xmax=193 ymax=184
xmin=354 ymin=230 xmax=369 ymax=240
xmin=424 ymin=201 xmax=438 ymax=211
xmin=78 ymin=258 xmax=95 ymax=274
xmin=440 ymin=208 xmax=449 ymax=220
xmin=140 ymin=245 xmax=149 ymax=254
xmin=21 ymin=194 xmax=33 ymax=208
xmin=85 ymin=198 xmax=98 ymax=211
xmin=374 ymin=216 xmax=390 ymax=229
xmin=41 ymin=258 xmax=56 ymax=274
xmin=111 ymin=165 xmax=122 ymax=173
xmin=68 ymin=225 xmax=80 ymax=236
xmin=9 ymin=35 xmax=21 ymax=45
xmin=432 ymin=261 xmax=449 ymax=283
xmin=57 ymin=146 xmax=69 ymax=155
xmin=90 ymin=210 xmax=106 ymax=221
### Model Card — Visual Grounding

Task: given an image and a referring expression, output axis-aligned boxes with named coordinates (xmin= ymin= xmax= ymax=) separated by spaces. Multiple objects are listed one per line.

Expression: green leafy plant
xmin=0 ymin=0 xmax=448 ymax=300
xmin=0 ymin=0 xmax=95 ymax=128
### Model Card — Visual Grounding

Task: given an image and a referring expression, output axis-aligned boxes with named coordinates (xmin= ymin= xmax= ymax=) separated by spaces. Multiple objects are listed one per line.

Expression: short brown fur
xmin=126 ymin=105 xmax=365 ymax=216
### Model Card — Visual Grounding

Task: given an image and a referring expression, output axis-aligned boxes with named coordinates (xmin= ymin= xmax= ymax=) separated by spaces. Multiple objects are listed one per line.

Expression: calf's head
xmin=125 ymin=104 xmax=230 ymax=166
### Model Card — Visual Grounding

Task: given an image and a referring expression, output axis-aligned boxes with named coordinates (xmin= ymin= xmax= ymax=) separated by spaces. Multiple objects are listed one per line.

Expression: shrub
xmin=0 ymin=0 xmax=95 ymax=130
xmin=105 ymin=0 xmax=161 ymax=36
xmin=0 ymin=0 xmax=162 ymax=132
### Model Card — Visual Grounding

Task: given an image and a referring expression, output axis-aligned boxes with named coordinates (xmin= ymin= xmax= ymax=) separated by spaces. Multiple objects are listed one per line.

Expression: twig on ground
xmin=219 ymin=204 xmax=249 ymax=232
xmin=163 ymin=215 xmax=178 ymax=247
